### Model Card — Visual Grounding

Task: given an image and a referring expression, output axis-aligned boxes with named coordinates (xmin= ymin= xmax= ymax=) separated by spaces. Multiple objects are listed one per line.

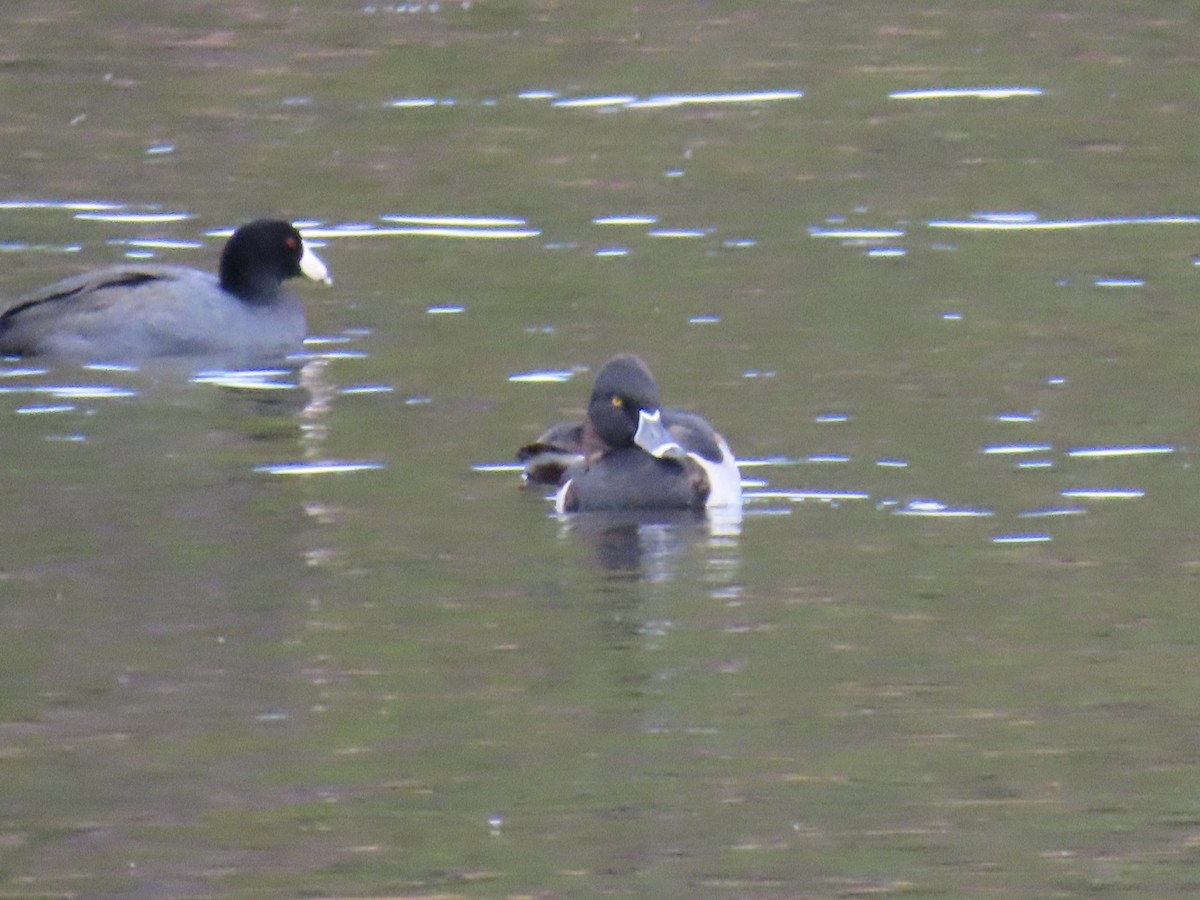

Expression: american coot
xmin=519 ymin=354 xmax=743 ymax=513
xmin=0 ymin=219 xmax=331 ymax=360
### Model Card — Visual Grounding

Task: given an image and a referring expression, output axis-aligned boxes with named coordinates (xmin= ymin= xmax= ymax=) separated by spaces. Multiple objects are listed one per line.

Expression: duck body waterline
xmin=519 ymin=355 xmax=742 ymax=513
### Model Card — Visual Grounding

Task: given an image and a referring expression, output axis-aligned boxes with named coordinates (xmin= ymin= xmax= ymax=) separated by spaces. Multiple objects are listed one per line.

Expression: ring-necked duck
xmin=0 ymin=219 xmax=331 ymax=360
xmin=519 ymin=354 xmax=742 ymax=513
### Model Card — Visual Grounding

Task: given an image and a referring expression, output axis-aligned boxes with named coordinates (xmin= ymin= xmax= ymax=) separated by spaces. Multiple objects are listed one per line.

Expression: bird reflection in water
xmin=555 ymin=507 xmax=741 ymax=583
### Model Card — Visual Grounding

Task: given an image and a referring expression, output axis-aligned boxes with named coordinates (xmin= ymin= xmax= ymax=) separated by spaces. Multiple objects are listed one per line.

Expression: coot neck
xmin=219 ymin=266 xmax=282 ymax=305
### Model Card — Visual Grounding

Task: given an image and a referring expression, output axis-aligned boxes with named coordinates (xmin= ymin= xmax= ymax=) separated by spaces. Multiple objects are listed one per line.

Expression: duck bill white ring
xmin=634 ymin=408 xmax=686 ymax=460
xmin=299 ymin=243 xmax=333 ymax=285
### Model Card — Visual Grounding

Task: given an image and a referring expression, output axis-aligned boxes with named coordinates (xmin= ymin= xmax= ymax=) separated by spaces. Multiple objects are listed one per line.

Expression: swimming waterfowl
xmin=519 ymin=354 xmax=742 ymax=513
xmin=0 ymin=219 xmax=331 ymax=360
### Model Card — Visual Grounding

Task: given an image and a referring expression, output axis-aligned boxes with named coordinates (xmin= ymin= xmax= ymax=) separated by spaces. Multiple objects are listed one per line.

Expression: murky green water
xmin=3 ymin=2 xmax=1200 ymax=897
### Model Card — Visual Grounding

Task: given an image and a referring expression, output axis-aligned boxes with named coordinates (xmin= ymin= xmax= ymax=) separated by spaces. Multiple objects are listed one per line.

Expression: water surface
xmin=3 ymin=3 xmax=1200 ymax=897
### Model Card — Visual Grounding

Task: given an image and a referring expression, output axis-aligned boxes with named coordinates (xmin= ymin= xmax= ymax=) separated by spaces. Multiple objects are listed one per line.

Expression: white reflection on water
xmin=552 ymin=95 xmax=638 ymax=109
xmin=1020 ymin=507 xmax=1087 ymax=518
xmin=508 ymin=370 xmax=576 ymax=383
xmin=0 ymin=200 xmax=123 ymax=211
xmin=737 ymin=457 xmax=800 ymax=468
xmin=298 ymin=224 xmax=540 ymax=240
xmin=382 ymin=214 xmax=529 ymax=227
xmin=388 ymin=97 xmax=440 ymax=107
xmin=191 ymin=369 xmax=299 ymax=391
xmin=889 ymin=87 xmax=1044 ymax=100
xmin=0 ymin=242 xmax=83 ymax=254
xmin=552 ymin=90 xmax=803 ymax=109
xmin=16 ymin=403 xmax=75 ymax=415
xmin=1067 ymin=446 xmax=1174 ymax=459
xmin=983 ymin=443 xmax=1054 ymax=455
xmin=809 ymin=227 xmax=905 ymax=240
xmin=253 ymin=460 xmax=387 ymax=476
xmin=895 ymin=500 xmax=994 ymax=518
xmin=974 ymin=211 xmax=1038 ymax=223
xmin=303 ymin=336 xmax=355 ymax=346
xmin=594 ymin=215 xmax=658 ymax=226
xmin=626 ymin=90 xmax=804 ymax=108
xmin=110 ymin=239 xmax=204 ymax=251
xmin=1061 ymin=488 xmax=1145 ymax=500
xmin=75 ymin=212 xmax=193 ymax=224
xmin=992 ymin=533 xmax=1053 ymax=544
xmin=203 ymin=217 xmax=540 ymax=241
xmin=287 ymin=350 xmax=369 ymax=362
xmin=0 ymin=367 xmax=50 ymax=378
xmin=0 ymin=384 xmax=139 ymax=399
xmin=746 ymin=490 xmax=871 ymax=503
xmin=648 ymin=229 xmax=709 ymax=239
xmin=929 ymin=214 xmax=1200 ymax=231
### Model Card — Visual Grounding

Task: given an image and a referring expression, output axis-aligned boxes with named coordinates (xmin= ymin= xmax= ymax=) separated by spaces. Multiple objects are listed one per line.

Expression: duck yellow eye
xmin=611 ymin=396 xmax=624 ymax=408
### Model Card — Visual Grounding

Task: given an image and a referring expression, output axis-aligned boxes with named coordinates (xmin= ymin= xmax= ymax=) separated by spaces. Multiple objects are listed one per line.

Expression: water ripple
xmin=254 ymin=460 xmax=387 ymax=476
xmin=553 ymin=90 xmax=803 ymax=109
xmin=1094 ymin=278 xmax=1145 ymax=288
xmin=75 ymin=211 xmax=193 ymax=224
xmin=890 ymin=87 xmax=1044 ymax=100
xmin=746 ymin=490 xmax=871 ymax=503
xmin=626 ymin=90 xmax=804 ymax=108
xmin=929 ymin=214 xmax=1200 ymax=231
xmin=381 ymin=214 xmax=529 ymax=228
xmin=16 ymin=403 xmax=76 ymax=415
xmin=1067 ymin=446 xmax=1174 ymax=459
xmin=809 ymin=227 xmax=905 ymax=240
xmin=0 ymin=200 xmax=124 ymax=211
xmin=983 ymin=443 xmax=1054 ymax=455
xmin=299 ymin=224 xmax=540 ymax=240
xmin=895 ymin=500 xmax=994 ymax=518
xmin=594 ymin=215 xmax=658 ymax=226
xmin=508 ymin=370 xmax=576 ymax=384
xmin=1020 ymin=507 xmax=1087 ymax=518
xmin=992 ymin=534 xmax=1053 ymax=545
xmin=1061 ymin=488 xmax=1145 ymax=500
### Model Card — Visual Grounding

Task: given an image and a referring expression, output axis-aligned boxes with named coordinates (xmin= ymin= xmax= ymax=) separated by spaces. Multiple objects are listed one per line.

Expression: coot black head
xmin=219 ymin=219 xmax=331 ymax=302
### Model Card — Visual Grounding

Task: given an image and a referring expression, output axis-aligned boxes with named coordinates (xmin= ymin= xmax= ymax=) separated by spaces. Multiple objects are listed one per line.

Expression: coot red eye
xmin=285 ymin=236 xmax=298 ymax=250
